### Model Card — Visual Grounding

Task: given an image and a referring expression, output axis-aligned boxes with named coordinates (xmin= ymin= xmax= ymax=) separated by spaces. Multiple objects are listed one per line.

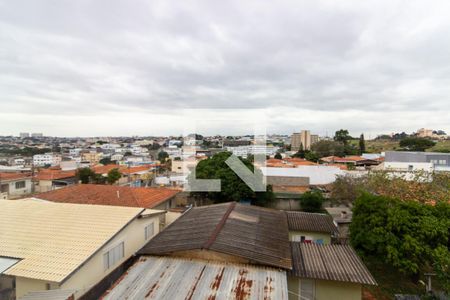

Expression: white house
xmin=0 ymin=173 xmax=33 ymax=199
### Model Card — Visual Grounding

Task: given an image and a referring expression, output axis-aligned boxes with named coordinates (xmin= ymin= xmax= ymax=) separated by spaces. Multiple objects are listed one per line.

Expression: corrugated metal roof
xmin=101 ymin=256 xmax=288 ymax=300
xmin=0 ymin=199 xmax=144 ymax=282
xmin=18 ymin=289 xmax=76 ymax=300
xmin=289 ymin=243 xmax=376 ymax=285
xmin=139 ymin=202 xmax=292 ymax=269
xmin=286 ymin=211 xmax=339 ymax=235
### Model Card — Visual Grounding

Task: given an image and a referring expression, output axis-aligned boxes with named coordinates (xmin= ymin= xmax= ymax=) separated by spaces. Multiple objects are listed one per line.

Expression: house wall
xmin=61 ymin=215 xmax=160 ymax=299
xmin=2 ymin=178 xmax=32 ymax=199
xmin=315 ymin=280 xmax=361 ymax=300
xmin=287 ymin=277 xmax=361 ymax=300
xmin=15 ymin=277 xmax=58 ymax=299
xmin=289 ymin=231 xmax=331 ymax=244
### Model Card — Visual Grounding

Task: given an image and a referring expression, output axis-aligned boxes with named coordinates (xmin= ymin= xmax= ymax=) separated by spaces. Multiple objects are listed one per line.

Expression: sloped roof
xmin=0 ymin=199 xmax=143 ymax=282
xmin=139 ymin=202 xmax=292 ymax=269
xmin=0 ymin=172 xmax=31 ymax=181
xmin=289 ymin=243 xmax=376 ymax=285
xmin=102 ymin=256 xmax=288 ymax=300
xmin=35 ymin=184 xmax=179 ymax=209
xmin=34 ymin=169 xmax=76 ymax=180
xmin=286 ymin=211 xmax=338 ymax=235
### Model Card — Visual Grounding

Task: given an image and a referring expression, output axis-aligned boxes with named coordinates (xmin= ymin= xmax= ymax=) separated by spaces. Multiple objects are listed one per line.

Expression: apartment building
xmin=33 ymin=153 xmax=62 ymax=167
xmin=291 ymin=130 xmax=317 ymax=151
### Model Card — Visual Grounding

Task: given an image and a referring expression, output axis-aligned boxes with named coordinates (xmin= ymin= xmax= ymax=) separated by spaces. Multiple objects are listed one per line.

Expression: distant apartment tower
xmin=31 ymin=133 xmax=43 ymax=138
xmin=416 ymin=128 xmax=433 ymax=138
xmin=19 ymin=132 xmax=30 ymax=138
xmin=291 ymin=130 xmax=313 ymax=151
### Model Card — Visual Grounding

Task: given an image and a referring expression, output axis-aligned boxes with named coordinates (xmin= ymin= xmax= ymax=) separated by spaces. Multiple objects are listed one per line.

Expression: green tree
xmin=158 ymin=151 xmax=169 ymax=163
xmin=189 ymin=152 xmax=274 ymax=206
xmin=274 ymin=152 xmax=282 ymax=159
xmin=76 ymin=168 xmax=96 ymax=184
xmin=99 ymin=157 xmax=112 ymax=165
xmin=399 ymin=137 xmax=436 ymax=151
xmin=359 ymin=134 xmax=366 ymax=155
xmin=292 ymin=144 xmax=306 ymax=158
xmin=107 ymin=168 xmax=122 ymax=185
xmin=311 ymin=140 xmax=345 ymax=157
xmin=305 ymin=151 xmax=320 ymax=162
xmin=299 ymin=191 xmax=325 ymax=213
xmin=334 ymin=129 xmax=351 ymax=146
xmin=350 ymin=193 xmax=450 ymax=284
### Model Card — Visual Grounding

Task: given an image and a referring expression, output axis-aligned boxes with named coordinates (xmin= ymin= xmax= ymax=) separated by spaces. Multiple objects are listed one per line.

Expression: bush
xmin=299 ymin=191 xmax=325 ymax=213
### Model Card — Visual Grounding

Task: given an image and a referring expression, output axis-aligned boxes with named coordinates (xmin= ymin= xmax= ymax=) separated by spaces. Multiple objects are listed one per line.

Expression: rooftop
xmin=289 ymin=242 xmax=376 ymax=285
xmin=101 ymin=256 xmax=288 ymax=300
xmin=0 ymin=199 xmax=144 ymax=282
xmin=0 ymin=172 xmax=31 ymax=181
xmin=286 ymin=211 xmax=339 ymax=235
xmin=139 ymin=202 xmax=292 ymax=269
xmin=35 ymin=184 xmax=179 ymax=209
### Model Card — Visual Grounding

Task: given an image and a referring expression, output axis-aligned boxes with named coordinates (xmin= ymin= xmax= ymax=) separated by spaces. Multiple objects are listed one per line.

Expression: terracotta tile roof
xmin=34 ymin=170 xmax=76 ymax=181
xmin=35 ymin=184 xmax=179 ymax=209
xmin=289 ymin=242 xmax=376 ymax=285
xmin=92 ymin=164 xmax=157 ymax=175
xmin=139 ymin=202 xmax=292 ymax=269
xmin=272 ymin=186 xmax=310 ymax=194
xmin=0 ymin=172 xmax=32 ymax=181
xmin=286 ymin=211 xmax=338 ymax=235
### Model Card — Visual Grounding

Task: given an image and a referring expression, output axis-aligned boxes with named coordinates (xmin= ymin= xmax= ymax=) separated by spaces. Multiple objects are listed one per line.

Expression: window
xmin=15 ymin=181 xmax=26 ymax=189
xmin=103 ymin=242 xmax=124 ymax=271
xmin=145 ymin=222 xmax=155 ymax=240
xmin=408 ymin=165 xmax=413 ymax=171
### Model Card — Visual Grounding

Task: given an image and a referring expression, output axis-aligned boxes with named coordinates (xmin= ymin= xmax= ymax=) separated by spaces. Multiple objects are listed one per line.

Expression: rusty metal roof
xmin=101 ymin=256 xmax=288 ymax=300
xmin=139 ymin=202 xmax=292 ymax=269
xmin=289 ymin=242 xmax=376 ymax=285
xmin=286 ymin=211 xmax=339 ymax=235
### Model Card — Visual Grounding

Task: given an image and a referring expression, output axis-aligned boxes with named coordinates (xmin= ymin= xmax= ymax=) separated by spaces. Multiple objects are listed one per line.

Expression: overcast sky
xmin=0 ymin=0 xmax=449 ymax=137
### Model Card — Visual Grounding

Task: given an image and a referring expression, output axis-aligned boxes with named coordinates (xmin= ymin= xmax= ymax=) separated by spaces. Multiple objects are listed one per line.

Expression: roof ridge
xmin=202 ymin=202 xmax=236 ymax=250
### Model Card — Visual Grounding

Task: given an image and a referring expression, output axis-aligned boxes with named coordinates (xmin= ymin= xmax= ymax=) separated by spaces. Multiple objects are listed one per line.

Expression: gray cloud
xmin=0 ymin=0 xmax=449 ymax=136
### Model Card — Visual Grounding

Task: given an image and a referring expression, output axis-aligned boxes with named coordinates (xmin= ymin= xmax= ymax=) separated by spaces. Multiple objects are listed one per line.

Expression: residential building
xmin=33 ymin=169 xmax=77 ymax=193
xmin=171 ymin=158 xmax=198 ymax=174
xmin=226 ymin=145 xmax=279 ymax=158
xmin=30 ymin=133 xmax=43 ymax=138
xmin=0 ymin=199 xmax=164 ymax=299
xmin=384 ymin=151 xmax=450 ymax=172
xmin=81 ymin=151 xmax=102 ymax=165
xmin=35 ymin=184 xmax=180 ymax=211
xmin=33 ymin=153 xmax=61 ymax=167
xmin=286 ymin=211 xmax=339 ymax=244
xmin=291 ymin=130 xmax=313 ymax=151
xmin=86 ymin=202 xmax=375 ymax=300
xmin=288 ymin=243 xmax=376 ymax=300
xmin=0 ymin=173 xmax=33 ymax=199
xmin=19 ymin=133 xmax=30 ymax=139
xmin=260 ymin=166 xmax=345 ymax=186
xmin=416 ymin=128 xmax=433 ymax=138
